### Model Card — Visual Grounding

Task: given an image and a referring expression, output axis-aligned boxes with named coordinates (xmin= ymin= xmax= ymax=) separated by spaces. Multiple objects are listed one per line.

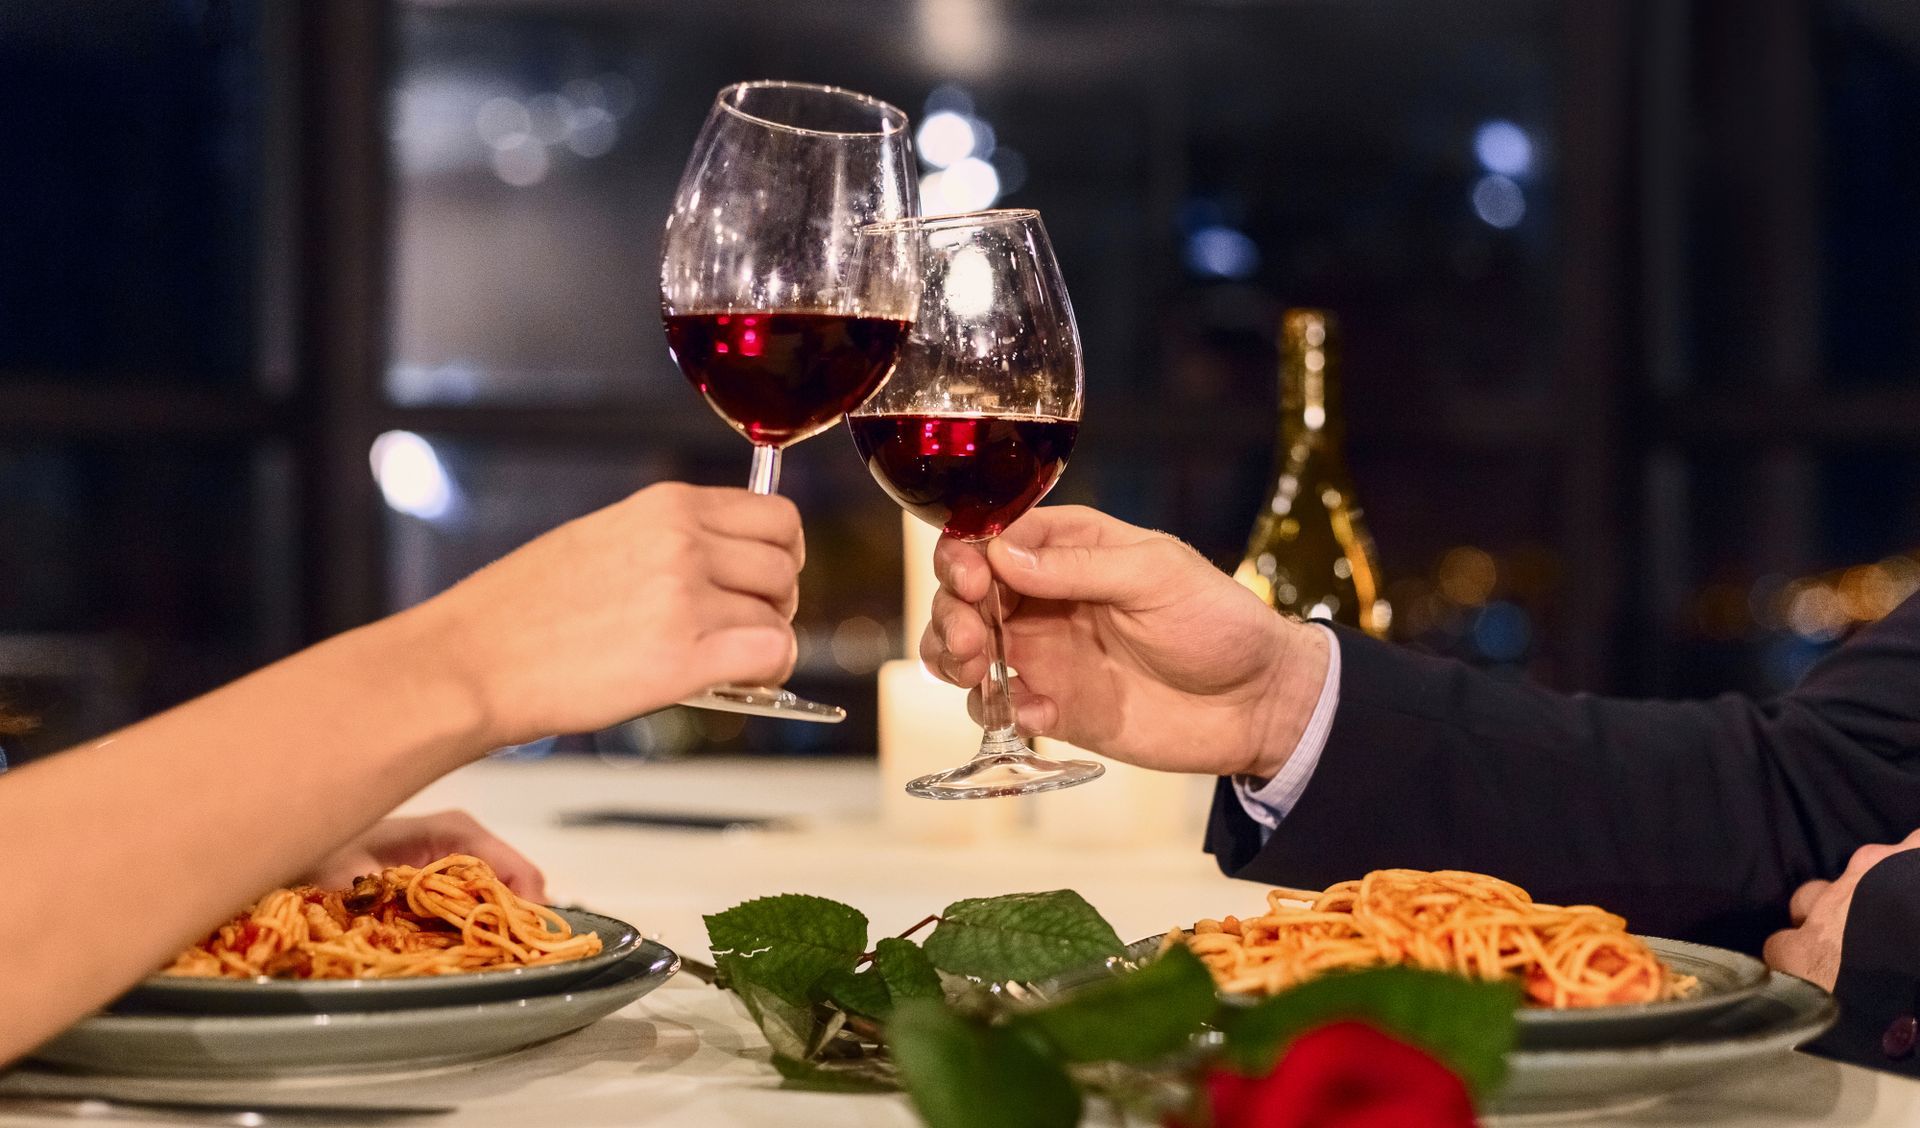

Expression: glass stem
xmin=978 ymin=553 xmax=1023 ymax=755
xmin=748 ymin=444 xmax=783 ymax=495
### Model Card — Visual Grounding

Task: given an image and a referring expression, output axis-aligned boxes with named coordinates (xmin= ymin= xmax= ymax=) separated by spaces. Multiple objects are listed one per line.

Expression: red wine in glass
xmin=849 ymin=413 xmax=1078 ymax=540
xmin=665 ymin=312 xmax=910 ymax=447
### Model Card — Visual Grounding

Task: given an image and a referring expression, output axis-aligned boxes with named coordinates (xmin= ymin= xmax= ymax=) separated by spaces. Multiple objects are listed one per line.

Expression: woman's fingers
xmin=697 ymin=489 xmax=806 ymax=566
xmin=706 ymin=539 xmax=803 ymax=619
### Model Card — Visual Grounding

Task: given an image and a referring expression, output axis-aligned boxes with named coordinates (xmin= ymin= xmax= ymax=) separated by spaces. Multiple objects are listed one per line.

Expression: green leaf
xmin=816 ymin=966 xmax=893 ymax=1020
xmin=1214 ymin=967 xmax=1518 ymax=1097
xmin=770 ymin=1054 xmax=899 ymax=1093
xmin=874 ymin=937 xmax=944 ymax=1001
xmin=889 ymin=999 xmax=1082 ymax=1128
xmin=725 ymin=959 xmax=822 ymax=1061
xmin=924 ymin=891 xmax=1124 ymax=983
xmin=1015 ymin=943 xmax=1217 ymax=1063
xmin=705 ymin=894 xmax=869 ymax=1006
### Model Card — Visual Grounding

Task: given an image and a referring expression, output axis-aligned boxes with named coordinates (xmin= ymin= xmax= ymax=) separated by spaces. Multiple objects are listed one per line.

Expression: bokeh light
xmin=1471 ymin=175 xmax=1526 ymax=228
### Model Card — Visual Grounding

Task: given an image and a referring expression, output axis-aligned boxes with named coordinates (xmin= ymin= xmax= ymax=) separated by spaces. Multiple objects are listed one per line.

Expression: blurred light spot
xmin=604 ymin=708 xmax=698 ymax=764
xmin=1333 ymin=557 xmax=1353 ymax=580
xmin=565 ymin=105 xmax=619 ymax=157
xmin=1305 ymin=599 xmax=1337 ymax=620
xmin=370 ymin=431 xmax=454 ymax=520
xmin=944 ymin=245 xmax=997 ymax=317
xmin=1472 ymin=601 xmax=1532 ymax=661
xmin=561 ymin=78 xmax=605 ymax=110
xmin=525 ymin=93 xmax=574 ymax=145
xmin=969 ymin=118 xmax=997 ymax=160
xmin=1471 ymin=175 xmax=1526 ymax=229
xmin=1438 ymin=546 xmax=1498 ymax=606
xmin=1786 ymin=582 xmax=1848 ymax=642
xmin=492 ymin=139 xmax=550 ymax=187
xmin=1473 ymin=120 xmax=1533 ymax=177
xmin=916 ymin=0 xmax=1003 ymax=78
xmin=991 ymin=147 xmax=1028 ymax=195
xmin=475 ymin=96 xmax=531 ymax=149
xmin=920 ymin=156 xmax=1000 ymax=215
xmin=1184 ymin=225 xmax=1260 ymax=280
xmin=1766 ymin=636 xmax=1830 ymax=689
xmin=917 ymin=111 xmax=976 ymax=169
xmin=831 ymin=616 xmax=893 ymax=674
xmin=1883 ymin=556 xmax=1920 ymax=604
xmin=694 ymin=709 xmax=748 ymax=745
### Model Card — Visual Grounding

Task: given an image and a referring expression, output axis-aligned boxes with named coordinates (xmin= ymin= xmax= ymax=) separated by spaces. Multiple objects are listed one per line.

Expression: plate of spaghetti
xmin=117 ymin=854 xmax=644 ymax=1015
xmin=1146 ymin=870 xmax=1768 ymax=1049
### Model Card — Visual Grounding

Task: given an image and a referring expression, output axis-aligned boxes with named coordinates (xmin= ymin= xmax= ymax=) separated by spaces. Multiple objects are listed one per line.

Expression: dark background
xmin=2 ymin=0 xmax=1917 ymax=764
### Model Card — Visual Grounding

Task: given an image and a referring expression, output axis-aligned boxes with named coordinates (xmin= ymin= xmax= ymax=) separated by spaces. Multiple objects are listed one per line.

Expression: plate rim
xmin=64 ymin=937 xmax=679 ymax=1035
xmin=1508 ymin=969 xmax=1838 ymax=1066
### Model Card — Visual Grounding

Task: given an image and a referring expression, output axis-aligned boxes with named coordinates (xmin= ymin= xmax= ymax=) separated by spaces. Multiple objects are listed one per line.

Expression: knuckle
xmin=1848 ymin=843 xmax=1896 ymax=874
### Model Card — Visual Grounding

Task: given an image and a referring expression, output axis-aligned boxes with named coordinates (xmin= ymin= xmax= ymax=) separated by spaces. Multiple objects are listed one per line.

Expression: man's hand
xmin=1763 ymin=828 xmax=1920 ymax=989
xmin=919 ymin=505 xmax=1329 ymax=779
xmin=298 ymin=811 xmax=547 ymax=901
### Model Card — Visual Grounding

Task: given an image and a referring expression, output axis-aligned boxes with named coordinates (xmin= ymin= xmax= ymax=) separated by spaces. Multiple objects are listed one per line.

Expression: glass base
xmin=678 ymin=684 xmax=846 ymax=724
xmin=906 ymin=746 xmax=1105 ymax=800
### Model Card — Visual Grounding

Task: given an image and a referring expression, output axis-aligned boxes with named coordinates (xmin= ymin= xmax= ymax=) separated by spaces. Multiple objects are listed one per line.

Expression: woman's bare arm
xmin=0 ymin=482 xmax=802 ymax=1063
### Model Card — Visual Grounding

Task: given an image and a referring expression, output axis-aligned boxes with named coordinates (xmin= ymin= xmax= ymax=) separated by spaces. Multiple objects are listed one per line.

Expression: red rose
xmin=1185 ymin=1021 xmax=1477 ymax=1128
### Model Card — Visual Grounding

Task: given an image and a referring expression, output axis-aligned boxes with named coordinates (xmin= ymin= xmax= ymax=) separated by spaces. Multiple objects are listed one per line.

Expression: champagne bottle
xmin=1232 ymin=309 xmax=1391 ymax=636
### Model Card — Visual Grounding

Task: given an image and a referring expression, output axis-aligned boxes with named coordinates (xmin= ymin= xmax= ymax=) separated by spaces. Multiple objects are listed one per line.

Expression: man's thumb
xmin=990 ymin=537 xmax=1177 ymax=604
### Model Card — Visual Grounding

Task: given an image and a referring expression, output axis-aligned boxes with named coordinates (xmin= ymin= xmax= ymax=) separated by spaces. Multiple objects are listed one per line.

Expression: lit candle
xmin=901 ymin=511 xmax=943 ymax=654
xmin=878 ymin=513 xmax=1017 ymax=840
xmin=1031 ymin=737 xmax=1203 ymax=847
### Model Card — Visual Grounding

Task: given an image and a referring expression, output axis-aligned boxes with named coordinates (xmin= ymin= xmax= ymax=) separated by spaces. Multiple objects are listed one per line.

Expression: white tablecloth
xmin=7 ymin=757 xmax=1920 ymax=1126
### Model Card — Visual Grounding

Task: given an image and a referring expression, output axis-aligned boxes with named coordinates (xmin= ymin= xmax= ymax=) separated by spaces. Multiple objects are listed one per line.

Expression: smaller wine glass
xmin=848 ymin=209 xmax=1103 ymax=799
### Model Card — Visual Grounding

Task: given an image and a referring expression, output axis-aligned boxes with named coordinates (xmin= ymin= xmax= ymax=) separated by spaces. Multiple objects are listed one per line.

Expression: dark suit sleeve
xmin=1205 ymin=594 xmax=1920 ymax=951
xmin=1806 ymin=849 xmax=1920 ymax=1074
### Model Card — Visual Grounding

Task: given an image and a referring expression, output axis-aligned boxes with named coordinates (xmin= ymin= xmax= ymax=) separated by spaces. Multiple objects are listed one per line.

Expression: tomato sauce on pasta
xmin=1169 ymin=869 xmax=1696 ymax=1007
xmin=164 ymin=854 xmax=601 ymax=980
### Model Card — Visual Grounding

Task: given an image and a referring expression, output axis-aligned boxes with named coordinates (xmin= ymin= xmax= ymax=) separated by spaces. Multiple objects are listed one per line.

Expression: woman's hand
xmin=919 ymin=506 xmax=1327 ymax=779
xmin=413 ymin=482 xmax=804 ymax=748
xmin=297 ymin=811 xmax=546 ymax=900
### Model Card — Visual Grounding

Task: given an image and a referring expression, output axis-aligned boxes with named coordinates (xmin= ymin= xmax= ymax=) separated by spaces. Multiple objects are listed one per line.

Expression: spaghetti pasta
xmin=162 ymin=854 xmax=602 ymax=980
xmin=1168 ymin=869 xmax=1696 ymax=1008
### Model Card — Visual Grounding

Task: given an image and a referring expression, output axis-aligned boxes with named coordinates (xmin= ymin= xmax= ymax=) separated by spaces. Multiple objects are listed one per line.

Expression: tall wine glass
xmin=848 ymin=210 xmax=1103 ymax=798
xmin=661 ymin=81 xmax=919 ymax=723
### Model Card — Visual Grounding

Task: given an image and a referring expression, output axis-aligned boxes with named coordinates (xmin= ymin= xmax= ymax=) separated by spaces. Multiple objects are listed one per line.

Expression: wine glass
xmin=661 ymin=81 xmax=920 ymax=723
xmin=848 ymin=209 xmax=1103 ymax=798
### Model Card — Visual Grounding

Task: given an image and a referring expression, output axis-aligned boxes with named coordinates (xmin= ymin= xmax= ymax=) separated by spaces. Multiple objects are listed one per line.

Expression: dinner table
xmin=6 ymin=754 xmax=1920 ymax=1127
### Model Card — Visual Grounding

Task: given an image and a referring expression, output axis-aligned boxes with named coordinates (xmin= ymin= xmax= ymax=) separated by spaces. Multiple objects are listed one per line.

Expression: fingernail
xmin=1003 ymin=544 xmax=1039 ymax=569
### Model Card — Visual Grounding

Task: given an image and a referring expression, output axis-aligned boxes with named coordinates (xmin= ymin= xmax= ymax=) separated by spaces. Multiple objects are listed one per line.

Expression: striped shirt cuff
xmin=1230 ymin=623 xmax=1341 ymax=838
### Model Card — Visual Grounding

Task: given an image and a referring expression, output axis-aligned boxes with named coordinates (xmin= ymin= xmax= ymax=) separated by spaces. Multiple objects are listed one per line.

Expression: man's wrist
xmin=1243 ymin=617 xmax=1331 ymax=781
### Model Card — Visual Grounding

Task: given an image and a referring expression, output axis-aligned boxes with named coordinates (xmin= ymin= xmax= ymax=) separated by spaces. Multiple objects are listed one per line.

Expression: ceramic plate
xmin=31 ymin=939 xmax=679 ymax=1077
xmin=114 ymin=907 xmax=642 ymax=1015
xmin=1494 ymin=970 xmax=1837 ymax=1116
xmin=1052 ymin=935 xmax=1767 ymax=1050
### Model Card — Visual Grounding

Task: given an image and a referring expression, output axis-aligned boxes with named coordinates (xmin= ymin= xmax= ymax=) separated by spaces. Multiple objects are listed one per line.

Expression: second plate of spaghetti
xmin=1047 ymin=869 xmax=1771 ymax=1050
xmin=116 ymin=854 xmax=644 ymax=1015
